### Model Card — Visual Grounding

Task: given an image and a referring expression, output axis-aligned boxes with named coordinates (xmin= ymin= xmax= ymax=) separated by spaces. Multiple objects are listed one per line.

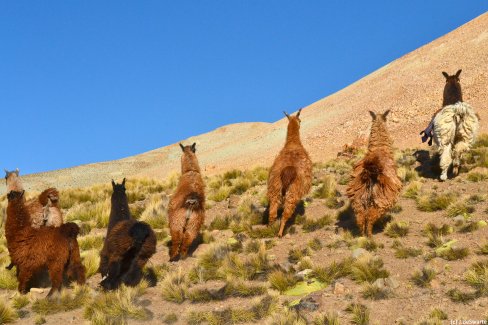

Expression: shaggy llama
xmin=346 ymin=110 xmax=402 ymax=237
xmin=267 ymin=109 xmax=312 ymax=237
xmin=6 ymin=190 xmax=85 ymax=296
xmin=168 ymin=143 xmax=206 ymax=261
xmin=99 ymin=179 xmax=157 ymax=290
xmin=432 ymin=70 xmax=479 ymax=180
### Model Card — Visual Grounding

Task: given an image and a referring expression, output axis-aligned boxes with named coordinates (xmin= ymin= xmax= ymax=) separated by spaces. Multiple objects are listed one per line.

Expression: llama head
xmin=111 ymin=178 xmax=127 ymax=193
xmin=7 ymin=190 xmax=25 ymax=202
xmin=369 ymin=110 xmax=390 ymax=122
xmin=442 ymin=69 xmax=463 ymax=105
xmin=4 ymin=168 xmax=23 ymax=192
xmin=179 ymin=143 xmax=200 ymax=173
xmin=283 ymin=109 xmax=302 ymax=129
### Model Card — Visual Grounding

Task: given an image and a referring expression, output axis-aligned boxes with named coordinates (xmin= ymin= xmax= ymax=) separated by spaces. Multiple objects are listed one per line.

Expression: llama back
xmin=433 ymin=102 xmax=479 ymax=147
xmin=169 ymin=172 xmax=205 ymax=212
xmin=273 ymin=147 xmax=313 ymax=194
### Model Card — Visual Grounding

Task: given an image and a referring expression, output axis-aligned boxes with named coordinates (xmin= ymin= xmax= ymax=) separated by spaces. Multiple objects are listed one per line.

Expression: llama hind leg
xmin=452 ymin=141 xmax=470 ymax=177
xmin=180 ymin=211 xmax=203 ymax=258
xmin=169 ymin=210 xmax=186 ymax=261
xmin=268 ymin=199 xmax=279 ymax=225
xmin=278 ymin=189 xmax=299 ymax=237
xmin=438 ymin=143 xmax=452 ymax=181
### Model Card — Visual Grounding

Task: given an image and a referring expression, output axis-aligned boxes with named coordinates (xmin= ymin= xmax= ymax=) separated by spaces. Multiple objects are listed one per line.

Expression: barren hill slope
xmin=18 ymin=12 xmax=488 ymax=192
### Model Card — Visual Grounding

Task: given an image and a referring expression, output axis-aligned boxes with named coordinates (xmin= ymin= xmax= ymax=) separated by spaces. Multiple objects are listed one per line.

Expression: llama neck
xmin=6 ymin=199 xmax=30 ymax=233
xmin=443 ymin=83 xmax=463 ymax=106
xmin=368 ymin=121 xmax=392 ymax=151
xmin=107 ymin=195 xmax=131 ymax=232
xmin=285 ymin=122 xmax=302 ymax=147
xmin=181 ymin=156 xmax=201 ymax=174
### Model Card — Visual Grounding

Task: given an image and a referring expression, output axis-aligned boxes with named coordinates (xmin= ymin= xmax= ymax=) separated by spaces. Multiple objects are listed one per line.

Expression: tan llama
xmin=168 ymin=143 xmax=206 ymax=261
xmin=267 ymin=109 xmax=312 ymax=237
xmin=346 ymin=110 xmax=402 ymax=237
xmin=4 ymin=169 xmax=63 ymax=228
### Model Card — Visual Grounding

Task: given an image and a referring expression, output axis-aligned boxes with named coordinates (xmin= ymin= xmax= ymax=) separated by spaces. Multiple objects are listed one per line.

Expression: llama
xmin=168 ymin=143 xmax=206 ymax=261
xmin=6 ymin=190 xmax=85 ymax=295
xmin=267 ymin=109 xmax=312 ymax=237
xmin=99 ymin=179 xmax=156 ymax=290
xmin=346 ymin=110 xmax=402 ymax=237
xmin=431 ymin=70 xmax=479 ymax=180
xmin=4 ymin=169 xmax=63 ymax=227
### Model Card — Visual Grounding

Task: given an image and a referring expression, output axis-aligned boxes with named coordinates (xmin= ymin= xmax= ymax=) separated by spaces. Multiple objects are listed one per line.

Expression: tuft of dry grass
xmin=81 ymin=249 xmax=100 ymax=278
xmin=84 ymin=282 xmax=149 ymax=324
xmin=11 ymin=295 xmax=29 ymax=310
xmin=161 ymin=269 xmax=189 ymax=303
xmin=411 ymin=267 xmax=436 ymax=288
xmin=465 ymin=260 xmax=488 ymax=296
xmin=403 ymin=181 xmax=422 ymax=199
xmin=392 ymin=240 xmax=422 ymax=259
xmin=301 ymin=215 xmax=333 ymax=233
xmin=0 ymin=299 xmax=18 ymax=324
xmin=268 ymin=270 xmax=298 ymax=293
xmin=446 ymin=200 xmax=475 ymax=218
xmin=312 ymin=258 xmax=353 ymax=285
xmin=314 ymin=175 xmax=337 ymax=199
xmin=345 ymin=303 xmax=369 ymax=325
xmin=313 ymin=312 xmax=340 ymax=325
xmin=350 ymin=256 xmax=389 ymax=284
xmin=78 ymin=235 xmax=104 ymax=251
xmin=32 ymin=285 xmax=92 ymax=315
xmin=0 ymin=264 xmax=18 ymax=290
xmin=361 ymin=282 xmax=392 ymax=300
xmin=416 ymin=192 xmax=455 ymax=212
xmin=384 ymin=221 xmax=409 ymax=238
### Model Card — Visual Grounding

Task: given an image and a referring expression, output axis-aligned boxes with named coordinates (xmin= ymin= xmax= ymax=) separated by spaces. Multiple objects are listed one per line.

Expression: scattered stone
xmin=294 ymin=296 xmax=319 ymax=312
xmin=333 ymin=282 xmax=345 ymax=295
xmin=296 ymin=269 xmax=313 ymax=281
xmin=385 ymin=277 xmax=400 ymax=289
xmin=352 ymin=248 xmax=368 ymax=259
xmin=373 ymin=278 xmax=386 ymax=289
xmin=453 ymin=215 xmax=465 ymax=225
xmin=234 ymin=232 xmax=247 ymax=242
xmin=30 ymin=288 xmax=45 ymax=293
xmin=228 ymin=195 xmax=240 ymax=209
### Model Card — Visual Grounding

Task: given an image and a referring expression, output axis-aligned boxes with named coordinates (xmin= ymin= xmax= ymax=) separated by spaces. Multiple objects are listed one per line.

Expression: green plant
xmin=411 ymin=267 xmax=436 ymax=287
xmin=384 ymin=221 xmax=409 ymax=238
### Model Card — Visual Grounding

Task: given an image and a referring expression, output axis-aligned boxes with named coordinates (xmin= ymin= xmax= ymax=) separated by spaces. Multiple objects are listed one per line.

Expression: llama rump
xmin=99 ymin=179 xmax=156 ymax=290
xmin=168 ymin=143 xmax=206 ymax=261
xmin=346 ymin=110 xmax=402 ymax=237
xmin=6 ymin=190 xmax=85 ymax=296
xmin=267 ymin=109 xmax=312 ymax=237
xmin=431 ymin=70 xmax=479 ymax=181
xmin=4 ymin=169 xmax=63 ymax=227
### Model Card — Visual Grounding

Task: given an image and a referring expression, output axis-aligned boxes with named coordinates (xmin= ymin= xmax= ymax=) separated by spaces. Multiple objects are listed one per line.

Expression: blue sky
xmin=1 ymin=1 xmax=486 ymax=174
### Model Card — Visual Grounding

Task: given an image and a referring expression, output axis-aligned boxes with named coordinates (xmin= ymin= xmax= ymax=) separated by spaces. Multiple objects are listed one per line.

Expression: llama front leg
xmin=17 ymin=268 xmax=31 ymax=294
xmin=100 ymin=260 xmax=122 ymax=290
xmin=47 ymin=263 xmax=64 ymax=296
xmin=438 ymin=143 xmax=452 ymax=181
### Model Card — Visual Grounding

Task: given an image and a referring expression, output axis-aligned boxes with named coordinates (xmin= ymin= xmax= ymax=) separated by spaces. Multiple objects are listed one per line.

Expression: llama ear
xmin=4 ymin=169 xmax=8 ymax=177
xmin=179 ymin=143 xmax=185 ymax=152
xmin=369 ymin=111 xmax=377 ymax=120
xmin=15 ymin=168 xmax=19 ymax=175
xmin=455 ymin=69 xmax=462 ymax=78
xmin=20 ymin=190 xmax=25 ymax=198
xmin=382 ymin=110 xmax=391 ymax=119
xmin=122 ymin=178 xmax=126 ymax=187
xmin=283 ymin=111 xmax=290 ymax=120
xmin=296 ymin=109 xmax=302 ymax=119
xmin=191 ymin=143 xmax=196 ymax=153
xmin=442 ymin=71 xmax=449 ymax=79
xmin=111 ymin=179 xmax=116 ymax=188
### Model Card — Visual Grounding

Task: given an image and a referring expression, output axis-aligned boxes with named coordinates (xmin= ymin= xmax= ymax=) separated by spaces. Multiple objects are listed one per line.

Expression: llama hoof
xmin=169 ymin=255 xmax=180 ymax=262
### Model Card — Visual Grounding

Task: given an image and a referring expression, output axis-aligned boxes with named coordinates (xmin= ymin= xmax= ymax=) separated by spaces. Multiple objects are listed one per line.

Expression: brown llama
xmin=99 ymin=179 xmax=156 ymax=290
xmin=267 ymin=109 xmax=312 ymax=237
xmin=4 ymin=169 xmax=63 ymax=228
xmin=346 ymin=110 xmax=402 ymax=237
xmin=168 ymin=143 xmax=206 ymax=261
xmin=6 ymin=190 xmax=85 ymax=296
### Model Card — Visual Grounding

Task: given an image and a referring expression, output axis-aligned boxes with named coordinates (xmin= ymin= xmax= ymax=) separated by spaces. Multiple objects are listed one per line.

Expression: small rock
xmin=385 ymin=277 xmax=400 ymax=289
xmin=296 ymin=269 xmax=313 ymax=281
xmin=228 ymin=195 xmax=240 ymax=209
xmin=294 ymin=296 xmax=319 ymax=312
xmin=284 ymin=233 xmax=291 ymax=239
xmin=373 ymin=278 xmax=386 ymax=289
xmin=453 ymin=215 xmax=465 ymax=225
xmin=333 ymin=282 xmax=345 ymax=295
xmin=30 ymin=288 xmax=44 ymax=293
xmin=352 ymin=248 xmax=368 ymax=259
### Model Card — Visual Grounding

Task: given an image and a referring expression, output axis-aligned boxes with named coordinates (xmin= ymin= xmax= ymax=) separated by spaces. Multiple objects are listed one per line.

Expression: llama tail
xmin=360 ymin=154 xmax=384 ymax=205
xmin=280 ymin=166 xmax=297 ymax=197
xmin=129 ymin=222 xmax=152 ymax=252
xmin=184 ymin=192 xmax=202 ymax=222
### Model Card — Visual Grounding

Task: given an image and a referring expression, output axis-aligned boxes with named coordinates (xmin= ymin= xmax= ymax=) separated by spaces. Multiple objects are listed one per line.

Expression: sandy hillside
xmin=11 ymin=12 xmax=488 ymax=193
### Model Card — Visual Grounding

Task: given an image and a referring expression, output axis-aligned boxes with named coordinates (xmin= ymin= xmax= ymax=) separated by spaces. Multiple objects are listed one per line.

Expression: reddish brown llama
xmin=99 ymin=179 xmax=156 ymax=290
xmin=267 ymin=109 xmax=312 ymax=237
xmin=6 ymin=190 xmax=85 ymax=296
xmin=346 ymin=110 xmax=402 ymax=237
xmin=168 ymin=143 xmax=206 ymax=261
